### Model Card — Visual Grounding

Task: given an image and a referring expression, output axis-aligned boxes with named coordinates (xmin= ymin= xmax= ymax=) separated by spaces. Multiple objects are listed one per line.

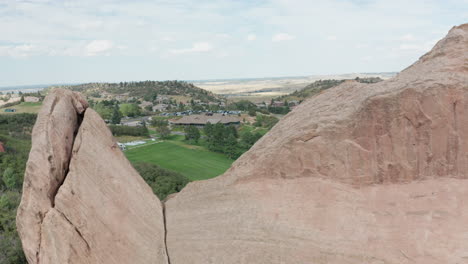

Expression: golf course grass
xmin=125 ymin=135 xmax=234 ymax=181
xmin=1 ymin=102 xmax=43 ymax=114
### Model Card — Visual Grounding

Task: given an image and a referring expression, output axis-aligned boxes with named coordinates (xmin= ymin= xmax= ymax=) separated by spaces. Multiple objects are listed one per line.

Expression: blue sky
xmin=0 ymin=0 xmax=467 ymax=86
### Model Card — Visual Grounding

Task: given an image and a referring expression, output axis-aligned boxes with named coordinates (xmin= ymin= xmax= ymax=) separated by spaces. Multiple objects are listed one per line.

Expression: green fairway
xmin=1 ymin=102 xmax=43 ymax=114
xmin=125 ymin=136 xmax=234 ymax=181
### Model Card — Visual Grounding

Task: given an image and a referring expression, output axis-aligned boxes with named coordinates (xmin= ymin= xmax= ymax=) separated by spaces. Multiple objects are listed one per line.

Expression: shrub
xmin=108 ymin=125 xmax=149 ymax=137
xmin=133 ymin=163 xmax=190 ymax=200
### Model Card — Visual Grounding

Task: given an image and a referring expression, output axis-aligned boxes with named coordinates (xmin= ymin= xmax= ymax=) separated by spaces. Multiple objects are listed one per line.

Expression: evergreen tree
xmin=224 ymin=134 xmax=239 ymax=159
xmin=227 ymin=125 xmax=238 ymax=138
xmin=111 ymin=106 xmax=122 ymax=124
xmin=184 ymin=126 xmax=200 ymax=143
xmin=156 ymin=122 xmax=170 ymax=139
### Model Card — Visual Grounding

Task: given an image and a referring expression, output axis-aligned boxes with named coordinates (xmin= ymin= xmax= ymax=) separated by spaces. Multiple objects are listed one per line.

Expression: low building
xmin=152 ymin=104 xmax=168 ymax=112
xmin=122 ymin=121 xmax=144 ymax=127
xmin=24 ymin=96 xmax=40 ymax=103
xmin=139 ymin=101 xmax=153 ymax=109
xmin=156 ymin=95 xmax=169 ymax=103
xmin=170 ymin=114 xmax=240 ymax=127
xmin=272 ymin=101 xmax=285 ymax=107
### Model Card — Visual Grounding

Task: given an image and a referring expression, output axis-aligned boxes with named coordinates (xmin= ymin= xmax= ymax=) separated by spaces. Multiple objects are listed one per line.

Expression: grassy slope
xmin=125 ymin=135 xmax=233 ymax=181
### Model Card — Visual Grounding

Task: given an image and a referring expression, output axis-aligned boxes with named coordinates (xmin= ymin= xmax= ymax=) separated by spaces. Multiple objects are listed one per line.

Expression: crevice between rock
xmin=162 ymin=202 xmax=171 ymax=264
xmin=37 ymin=108 xmax=86 ymax=264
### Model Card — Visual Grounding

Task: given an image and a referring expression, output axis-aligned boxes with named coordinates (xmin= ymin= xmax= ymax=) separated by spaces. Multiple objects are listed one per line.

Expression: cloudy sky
xmin=0 ymin=0 xmax=467 ymax=86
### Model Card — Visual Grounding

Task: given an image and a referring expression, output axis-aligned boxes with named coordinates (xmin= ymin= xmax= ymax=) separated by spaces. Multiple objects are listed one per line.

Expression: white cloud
xmin=216 ymin=51 xmax=229 ymax=58
xmin=169 ymin=42 xmax=213 ymax=55
xmin=75 ymin=20 xmax=103 ymax=30
xmin=399 ymin=39 xmax=436 ymax=52
xmin=326 ymin=35 xmax=337 ymax=41
xmin=85 ymin=40 xmax=114 ymax=56
xmin=149 ymin=45 xmax=159 ymax=53
xmin=161 ymin=36 xmax=175 ymax=42
xmin=355 ymin=43 xmax=369 ymax=49
xmin=247 ymin=34 xmax=257 ymax=41
xmin=216 ymin=33 xmax=231 ymax=38
xmin=272 ymin=33 xmax=295 ymax=42
xmin=400 ymin=33 xmax=415 ymax=41
xmin=0 ymin=44 xmax=41 ymax=58
xmin=399 ymin=44 xmax=420 ymax=50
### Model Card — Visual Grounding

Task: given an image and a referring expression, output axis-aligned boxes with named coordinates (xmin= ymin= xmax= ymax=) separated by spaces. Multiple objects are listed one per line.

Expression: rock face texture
xmin=16 ymin=90 xmax=168 ymax=263
xmin=165 ymin=24 xmax=468 ymax=263
xmin=17 ymin=24 xmax=468 ymax=264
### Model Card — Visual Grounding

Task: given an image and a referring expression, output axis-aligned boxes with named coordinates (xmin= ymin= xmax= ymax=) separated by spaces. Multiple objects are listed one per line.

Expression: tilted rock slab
xmin=17 ymin=24 xmax=468 ymax=264
xmin=17 ymin=89 xmax=168 ymax=263
xmin=165 ymin=24 xmax=468 ymax=263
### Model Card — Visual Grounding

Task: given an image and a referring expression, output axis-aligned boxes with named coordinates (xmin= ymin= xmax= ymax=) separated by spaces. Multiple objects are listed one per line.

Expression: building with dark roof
xmin=170 ymin=114 xmax=240 ymax=127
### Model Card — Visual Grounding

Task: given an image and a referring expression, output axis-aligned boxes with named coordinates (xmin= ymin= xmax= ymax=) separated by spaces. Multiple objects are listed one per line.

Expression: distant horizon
xmin=0 ymin=71 xmax=398 ymax=91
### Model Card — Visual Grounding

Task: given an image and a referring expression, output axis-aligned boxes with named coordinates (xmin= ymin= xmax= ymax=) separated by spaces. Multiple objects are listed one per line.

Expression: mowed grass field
xmin=125 ymin=135 xmax=234 ymax=181
xmin=1 ymin=102 xmax=42 ymax=114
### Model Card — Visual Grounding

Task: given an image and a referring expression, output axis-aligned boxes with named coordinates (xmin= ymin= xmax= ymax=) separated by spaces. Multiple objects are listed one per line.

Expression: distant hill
xmin=53 ymin=80 xmax=222 ymax=102
xmin=277 ymin=77 xmax=384 ymax=102
xmin=196 ymin=73 xmax=395 ymax=98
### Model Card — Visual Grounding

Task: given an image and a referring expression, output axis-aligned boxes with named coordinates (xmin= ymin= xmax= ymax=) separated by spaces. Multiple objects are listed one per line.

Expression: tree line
xmin=0 ymin=114 xmax=36 ymax=264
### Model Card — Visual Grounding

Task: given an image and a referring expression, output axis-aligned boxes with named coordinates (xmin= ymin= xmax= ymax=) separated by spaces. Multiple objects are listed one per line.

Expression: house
xmin=24 ymin=96 xmax=40 ymax=103
xmin=156 ymin=95 xmax=169 ymax=103
xmin=255 ymin=102 xmax=267 ymax=108
xmin=122 ymin=121 xmax=144 ymax=127
xmin=115 ymin=95 xmax=127 ymax=101
xmin=152 ymin=104 xmax=168 ymax=112
xmin=170 ymin=114 xmax=241 ymax=127
xmin=288 ymin=100 xmax=300 ymax=106
xmin=139 ymin=101 xmax=153 ymax=109
xmin=4 ymin=109 xmax=16 ymax=113
xmin=272 ymin=101 xmax=285 ymax=107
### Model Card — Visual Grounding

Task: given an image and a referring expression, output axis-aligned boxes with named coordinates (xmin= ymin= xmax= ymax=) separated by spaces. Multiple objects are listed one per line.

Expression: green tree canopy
xmin=184 ymin=126 xmax=200 ymax=143
xmin=119 ymin=103 xmax=141 ymax=117
xmin=133 ymin=163 xmax=190 ymax=200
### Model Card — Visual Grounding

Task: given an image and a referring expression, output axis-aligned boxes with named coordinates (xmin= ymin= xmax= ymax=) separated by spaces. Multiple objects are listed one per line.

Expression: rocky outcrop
xmin=16 ymin=89 xmax=88 ymax=264
xmin=165 ymin=24 xmax=468 ymax=263
xmin=16 ymin=89 xmax=168 ymax=263
xmin=17 ymin=23 xmax=468 ymax=264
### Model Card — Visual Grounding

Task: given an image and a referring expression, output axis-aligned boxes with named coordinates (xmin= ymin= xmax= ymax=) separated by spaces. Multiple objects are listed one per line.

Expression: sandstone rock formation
xmin=16 ymin=89 xmax=168 ymax=263
xmin=17 ymin=23 xmax=468 ymax=264
xmin=165 ymin=23 xmax=468 ymax=263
